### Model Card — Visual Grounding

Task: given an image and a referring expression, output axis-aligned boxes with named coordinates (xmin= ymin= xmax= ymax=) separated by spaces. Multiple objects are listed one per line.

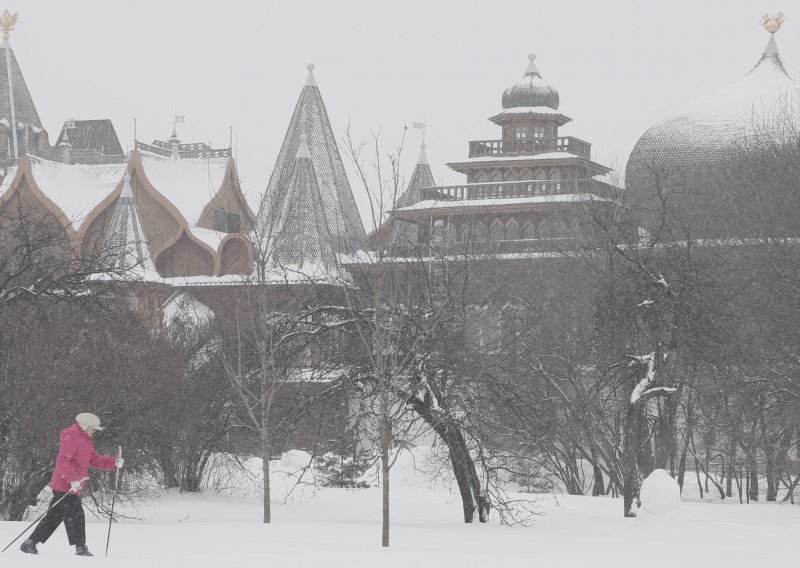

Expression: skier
xmin=20 ymin=413 xmax=124 ymax=557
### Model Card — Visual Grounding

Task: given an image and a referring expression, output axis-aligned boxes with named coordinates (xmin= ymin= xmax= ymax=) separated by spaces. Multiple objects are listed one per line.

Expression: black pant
xmin=29 ymin=491 xmax=86 ymax=547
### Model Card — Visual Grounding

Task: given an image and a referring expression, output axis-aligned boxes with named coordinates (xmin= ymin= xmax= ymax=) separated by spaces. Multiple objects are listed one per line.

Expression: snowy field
xmin=1 ymin=448 xmax=796 ymax=567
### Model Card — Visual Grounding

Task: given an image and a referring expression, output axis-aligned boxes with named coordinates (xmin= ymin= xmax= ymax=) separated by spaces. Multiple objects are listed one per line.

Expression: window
xmin=475 ymin=222 xmax=488 ymax=241
xmin=431 ymin=219 xmax=446 ymax=245
xmin=213 ymin=209 xmax=242 ymax=233
xmin=523 ymin=221 xmax=536 ymax=239
xmin=127 ymin=292 xmax=139 ymax=311
xmin=514 ymin=126 xmax=527 ymax=139
xmin=506 ymin=219 xmax=519 ymax=240
xmin=213 ymin=208 xmax=227 ymax=232
xmin=147 ymin=293 xmax=158 ymax=311
xmin=532 ymin=126 xmax=545 ymax=139
xmin=490 ymin=219 xmax=504 ymax=241
xmin=227 ymin=212 xmax=241 ymax=233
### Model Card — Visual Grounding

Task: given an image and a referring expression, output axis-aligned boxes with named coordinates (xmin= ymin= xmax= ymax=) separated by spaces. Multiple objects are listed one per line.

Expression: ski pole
xmin=1 ymin=477 xmax=89 ymax=553
xmin=105 ymin=446 xmax=122 ymax=557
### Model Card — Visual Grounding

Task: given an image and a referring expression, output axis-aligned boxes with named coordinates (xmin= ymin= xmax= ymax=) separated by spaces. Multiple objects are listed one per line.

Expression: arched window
xmin=539 ymin=217 xmax=554 ymax=238
xmin=523 ymin=221 xmax=536 ymax=239
xmin=490 ymin=219 xmax=504 ymax=241
xmin=475 ymin=221 xmax=488 ymax=241
xmin=506 ymin=218 xmax=520 ymax=240
xmin=534 ymin=169 xmax=547 ymax=195
xmin=448 ymin=223 xmax=459 ymax=243
xmin=460 ymin=224 xmax=471 ymax=243
xmin=548 ymin=169 xmax=562 ymax=194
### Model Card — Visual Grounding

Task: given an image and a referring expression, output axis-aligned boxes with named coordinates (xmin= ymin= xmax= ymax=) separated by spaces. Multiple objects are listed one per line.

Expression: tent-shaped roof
xmin=100 ymin=174 xmax=159 ymax=279
xmin=391 ymin=144 xmax=435 ymax=248
xmin=255 ymin=64 xmax=367 ymax=260
xmin=0 ymin=38 xmax=42 ymax=132
xmin=55 ymin=119 xmax=124 ymax=156
xmin=269 ymin=137 xmax=338 ymax=271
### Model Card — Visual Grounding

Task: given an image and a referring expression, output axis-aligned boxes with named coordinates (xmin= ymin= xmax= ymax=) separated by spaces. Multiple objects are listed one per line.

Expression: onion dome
xmin=625 ymin=21 xmax=799 ymax=237
xmin=626 ymin=34 xmax=795 ymax=190
xmin=502 ymin=53 xmax=560 ymax=110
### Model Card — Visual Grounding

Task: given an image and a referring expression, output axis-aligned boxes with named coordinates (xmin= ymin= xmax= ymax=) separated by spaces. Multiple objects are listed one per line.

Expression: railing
xmin=27 ymin=145 xmax=127 ymax=165
xmin=468 ymin=136 xmax=591 ymax=159
xmin=420 ymin=178 xmax=597 ymax=201
xmin=135 ymin=140 xmax=232 ymax=160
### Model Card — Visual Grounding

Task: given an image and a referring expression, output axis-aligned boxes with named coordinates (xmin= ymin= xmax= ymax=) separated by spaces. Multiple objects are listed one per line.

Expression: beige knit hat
xmin=75 ymin=413 xmax=103 ymax=431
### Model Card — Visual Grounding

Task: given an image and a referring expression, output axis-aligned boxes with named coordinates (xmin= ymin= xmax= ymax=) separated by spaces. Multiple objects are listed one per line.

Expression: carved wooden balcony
xmin=468 ymin=136 xmax=591 ymax=159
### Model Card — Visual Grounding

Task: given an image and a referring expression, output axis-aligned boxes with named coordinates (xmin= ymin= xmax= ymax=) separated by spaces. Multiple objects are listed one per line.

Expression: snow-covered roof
xmin=189 ymin=226 xmax=228 ymax=252
xmin=139 ymin=152 xmax=229 ymax=225
xmin=626 ymin=35 xmax=797 ymax=187
xmin=162 ymin=291 xmax=215 ymax=327
xmin=0 ymin=164 xmax=17 ymax=195
xmin=28 ymin=155 xmax=126 ymax=229
xmin=489 ymin=106 xmax=571 ymax=124
xmin=395 ymin=193 xmax=607 ymax=213
xmin=456 ymin=152 xmax=587 ymax=164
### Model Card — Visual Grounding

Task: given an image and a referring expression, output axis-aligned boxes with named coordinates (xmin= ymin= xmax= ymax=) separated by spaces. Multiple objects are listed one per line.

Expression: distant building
xmin=375 ymin=53 xmax=618 ymax=258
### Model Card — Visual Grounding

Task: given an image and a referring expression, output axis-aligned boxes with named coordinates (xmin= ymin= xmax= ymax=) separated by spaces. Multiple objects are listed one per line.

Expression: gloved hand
xmin=115 ymin=458 xmax=124 ymax=469
xmin=69 ymin=479 xmax=83 ymax=493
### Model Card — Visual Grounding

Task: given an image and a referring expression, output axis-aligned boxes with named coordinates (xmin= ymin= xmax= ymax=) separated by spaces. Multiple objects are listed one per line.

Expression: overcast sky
xmin=4 ymin=0 xmax=796 ymax=228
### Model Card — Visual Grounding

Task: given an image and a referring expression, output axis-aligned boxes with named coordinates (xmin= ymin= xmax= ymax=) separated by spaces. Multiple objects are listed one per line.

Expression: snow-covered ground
xmin=1 ymin=448 xmax=796 ymax=567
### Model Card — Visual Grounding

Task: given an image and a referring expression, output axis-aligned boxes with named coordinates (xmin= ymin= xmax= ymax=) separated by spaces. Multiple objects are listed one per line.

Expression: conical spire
xmin=748 ymin=18 xmax=790 ymax=77
xmin=0 ymin=11 xmax=43 ymax=143
xmin=390 ymin=143 xmax=435 ymax=248
xmin=255 ymin=64 xmax=368 ymax=263
xmin=101 ymin=174 xmax=157 ymax=278
xmin=269 ymin=135 xmax=338 ymax=269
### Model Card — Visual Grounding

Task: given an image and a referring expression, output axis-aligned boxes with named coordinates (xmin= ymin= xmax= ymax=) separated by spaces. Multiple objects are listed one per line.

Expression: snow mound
xmin=639 ymin=469 xmax=680 ymax=515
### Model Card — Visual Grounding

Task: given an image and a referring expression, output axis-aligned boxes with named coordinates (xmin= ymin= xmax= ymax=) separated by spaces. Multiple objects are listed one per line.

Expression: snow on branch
xmin=629 ymin=351 xmax=676 ymax=404
xmin=630 ymin=352 xmax=655 ymax=404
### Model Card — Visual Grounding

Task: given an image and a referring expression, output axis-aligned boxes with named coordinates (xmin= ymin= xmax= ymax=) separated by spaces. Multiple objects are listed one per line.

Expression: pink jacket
xmin=50 ymin=423 xmax=117 ymax=496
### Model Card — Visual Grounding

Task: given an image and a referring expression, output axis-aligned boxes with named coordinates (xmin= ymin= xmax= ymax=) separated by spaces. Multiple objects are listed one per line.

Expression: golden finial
xmin=0 ymin=10 xmax=17 ymax=41
xmin=761 ymin=12 xmax=785 ymax=34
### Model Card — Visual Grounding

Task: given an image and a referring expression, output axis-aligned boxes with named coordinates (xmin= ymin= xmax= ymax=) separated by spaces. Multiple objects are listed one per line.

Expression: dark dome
xmin=626 ymin=37 xmax=796 ymax=191
xmin=502 ymin=53 xmax=560 ymax=110
xmin=625 ymin=36 xmax=799 ymax=237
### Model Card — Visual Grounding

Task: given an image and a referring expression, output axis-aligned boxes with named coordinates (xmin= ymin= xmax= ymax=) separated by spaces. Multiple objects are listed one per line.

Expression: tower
xmin=255 ymin=63 xmax=368 ymax=272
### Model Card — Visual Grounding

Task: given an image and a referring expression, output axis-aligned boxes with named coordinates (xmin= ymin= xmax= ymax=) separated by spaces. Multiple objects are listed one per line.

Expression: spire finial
xmin=524 ymin=52 xmax=539 ymax=75
xmin=305 ymin=63 xmax=317 ymax=87
xmin=0 ymin=10 xmax=17 ymax=42
xmin=761 ymin=12 xmax=785 ymax=34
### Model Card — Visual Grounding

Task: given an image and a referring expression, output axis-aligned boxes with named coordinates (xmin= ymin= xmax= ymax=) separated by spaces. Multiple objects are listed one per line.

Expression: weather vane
xmin=761 ymin=12 xmax=785 ymax=34
xmin=0 ymin=10 xmax=18 ymax=41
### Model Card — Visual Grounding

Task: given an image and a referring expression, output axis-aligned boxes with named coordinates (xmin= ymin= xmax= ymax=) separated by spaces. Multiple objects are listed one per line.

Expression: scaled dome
xmin=625 ymin=35 xmax=800 ymax=237
xmin=626 ymin=36 xmax=797 ymax=192
xmin=502 ymin=53 xmax=560 ymax=110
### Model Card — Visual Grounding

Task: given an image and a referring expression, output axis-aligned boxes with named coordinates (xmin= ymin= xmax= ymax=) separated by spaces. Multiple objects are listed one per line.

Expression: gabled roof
xmin=56 ymin=119 xmax=124 ymax=156
xmin=255 ymin=64 xmax=368 ymax=259
xmin=0 ymin=40 xmax=42 ymax=131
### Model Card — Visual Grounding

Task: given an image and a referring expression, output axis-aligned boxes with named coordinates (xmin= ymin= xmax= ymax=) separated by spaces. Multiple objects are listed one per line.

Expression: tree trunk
xmin=591 ymin=459 xmax=605 ymax=497
xmin=745 ymin=449 xmax=759 ymax=502
xmin=261 ymin=366 xmax=272 ymax=524
xmin=622 ymin=401 xmax=645 ymax=517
